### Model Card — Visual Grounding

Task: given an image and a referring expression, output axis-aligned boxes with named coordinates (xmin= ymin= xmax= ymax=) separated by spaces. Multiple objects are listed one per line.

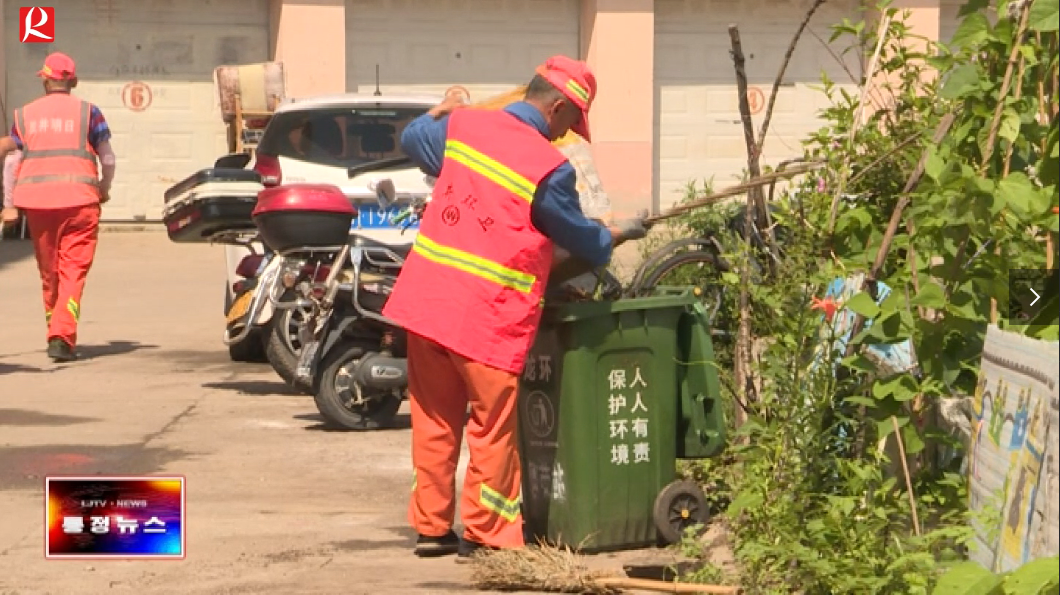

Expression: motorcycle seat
xmin=350 ymin=233 xmax=413 ymax=259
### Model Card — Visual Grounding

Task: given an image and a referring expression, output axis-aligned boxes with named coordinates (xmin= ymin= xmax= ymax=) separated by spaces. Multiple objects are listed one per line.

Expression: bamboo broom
xmin=468 ymin=541 xmax=741 ymax=595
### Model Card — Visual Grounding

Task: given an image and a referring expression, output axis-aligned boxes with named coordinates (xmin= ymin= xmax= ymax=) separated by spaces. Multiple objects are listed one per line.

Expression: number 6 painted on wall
xmin=121 ymin=81 xmax=153 ymax=112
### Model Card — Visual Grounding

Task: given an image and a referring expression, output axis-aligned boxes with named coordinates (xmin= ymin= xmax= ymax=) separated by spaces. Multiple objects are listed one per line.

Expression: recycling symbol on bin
xmin=525 ymin=390 xmax=555 ymax=439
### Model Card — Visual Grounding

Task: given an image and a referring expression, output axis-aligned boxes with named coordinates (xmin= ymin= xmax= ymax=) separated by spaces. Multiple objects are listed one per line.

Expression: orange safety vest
xmin=12 ymin=93 xmax=101 ymax=209
xmin=383 ymin=109 xmax=568 ymax=374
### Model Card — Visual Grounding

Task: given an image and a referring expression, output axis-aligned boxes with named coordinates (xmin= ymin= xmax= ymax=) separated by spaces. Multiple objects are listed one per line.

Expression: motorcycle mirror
xmin=214 ymin=153 xmax=251 ymax=170
xmin=375 ymin=178 xmax=397 ymax=208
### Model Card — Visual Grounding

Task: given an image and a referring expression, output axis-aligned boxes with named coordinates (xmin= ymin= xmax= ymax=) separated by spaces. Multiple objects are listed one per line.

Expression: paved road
xmin=0 ymin=231 xmax=674 ymax=595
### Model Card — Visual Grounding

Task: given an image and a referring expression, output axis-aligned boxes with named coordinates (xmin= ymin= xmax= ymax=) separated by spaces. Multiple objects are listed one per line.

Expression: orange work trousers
xmin=24 ymin=204 xmax=100 ymax=348
xmin=407 ymin=332 xmax=524 ymax=549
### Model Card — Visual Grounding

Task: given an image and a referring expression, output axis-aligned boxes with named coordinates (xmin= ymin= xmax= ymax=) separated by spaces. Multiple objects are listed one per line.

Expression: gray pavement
xmin=0 ymin=231 xmax=680 ymax=595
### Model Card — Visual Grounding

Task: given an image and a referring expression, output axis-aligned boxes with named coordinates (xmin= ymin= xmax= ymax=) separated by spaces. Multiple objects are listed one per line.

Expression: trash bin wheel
xmin=653 ymin=479 xmax=710 ymax=544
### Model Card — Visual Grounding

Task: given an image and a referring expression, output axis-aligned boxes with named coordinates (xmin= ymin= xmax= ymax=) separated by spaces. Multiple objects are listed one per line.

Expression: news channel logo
xmin=45 ymin=476 xmax=185 ymax=559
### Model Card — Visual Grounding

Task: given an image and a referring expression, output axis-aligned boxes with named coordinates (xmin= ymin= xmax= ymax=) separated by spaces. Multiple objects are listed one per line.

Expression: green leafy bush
xmin=648 ymin=0 xmax=1059 ymax=591
xmin=933 ymin=556 xmax=1060 ymax=595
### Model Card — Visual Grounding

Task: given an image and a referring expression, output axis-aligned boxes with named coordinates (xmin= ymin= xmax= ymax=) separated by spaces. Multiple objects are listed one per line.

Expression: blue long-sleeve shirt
xmin=399 ymin=101 xmax=613 ymax=267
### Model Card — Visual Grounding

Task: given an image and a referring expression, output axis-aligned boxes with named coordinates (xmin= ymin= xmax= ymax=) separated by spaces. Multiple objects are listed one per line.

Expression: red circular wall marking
xmin=747 ymin=86 xmax=765 ymax=115
xmin=121 ymin=81 xmax=153 ymax=112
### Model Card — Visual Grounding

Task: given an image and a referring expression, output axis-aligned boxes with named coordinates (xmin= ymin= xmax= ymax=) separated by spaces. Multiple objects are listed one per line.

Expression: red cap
xmin=535 ymin=55 xmax=596 ymax=142
xmin=38 ymin=52 xmax=77 ymax=81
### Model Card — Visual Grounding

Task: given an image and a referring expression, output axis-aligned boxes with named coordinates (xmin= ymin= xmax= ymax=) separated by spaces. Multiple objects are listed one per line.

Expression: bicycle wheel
xmin=637 ymin=249 xmax=729 ymax=333
xmin=627 ymin=237 xmax=729 ymax=295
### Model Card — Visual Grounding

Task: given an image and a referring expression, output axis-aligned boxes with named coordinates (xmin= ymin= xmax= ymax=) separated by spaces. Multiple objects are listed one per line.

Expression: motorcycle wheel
xmin=265 ymin=291 xmax=314 ymax=395
xmin=313 ymin=339 xmax=403 ymax=431
xmin=225 ymin=284 xmax=268 ymax=363
xmin=226 ymin=324 xmax=268 ymax=363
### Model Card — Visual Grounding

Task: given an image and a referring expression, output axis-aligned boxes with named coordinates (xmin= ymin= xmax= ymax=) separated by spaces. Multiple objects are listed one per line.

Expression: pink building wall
xmin=0 ymin=0 xmax=942 ymax=215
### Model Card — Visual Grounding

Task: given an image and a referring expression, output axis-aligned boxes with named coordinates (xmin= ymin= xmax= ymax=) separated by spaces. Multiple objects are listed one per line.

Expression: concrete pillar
xmin=269 ymin=0 xmax=347 ymax=98
xmin=580 ymin=0 xmax=655 ymax=219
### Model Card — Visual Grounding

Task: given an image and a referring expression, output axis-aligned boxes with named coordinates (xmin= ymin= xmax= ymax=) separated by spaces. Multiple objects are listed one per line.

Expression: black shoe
xmin=414 ymin=530 xmax=460 ymax=557
xmin=455 ymin=537 xmax=498 ymax=564
xmin=47 ymin=338 xmax=77 ymax=363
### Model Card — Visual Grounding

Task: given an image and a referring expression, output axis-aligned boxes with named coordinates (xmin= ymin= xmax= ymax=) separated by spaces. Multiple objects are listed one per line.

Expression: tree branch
xmin=754 ymin=0 xmax=829 ymax=158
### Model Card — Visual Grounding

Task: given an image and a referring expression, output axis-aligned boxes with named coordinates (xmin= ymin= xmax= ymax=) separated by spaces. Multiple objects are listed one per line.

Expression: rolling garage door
xmin=345 ymin=0 xmax=580 ymax=102
xmin=4 ymin=0 xmax=268 ymax=221
xmin=654 ymin=0 xmax=862 ymax=210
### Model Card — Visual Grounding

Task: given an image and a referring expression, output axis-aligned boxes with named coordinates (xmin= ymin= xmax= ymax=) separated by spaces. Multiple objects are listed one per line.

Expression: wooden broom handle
xmin=593 ymin=576 xmax=742 ymax=594
xmin=642 ymin=161 xmax=822 ymax=226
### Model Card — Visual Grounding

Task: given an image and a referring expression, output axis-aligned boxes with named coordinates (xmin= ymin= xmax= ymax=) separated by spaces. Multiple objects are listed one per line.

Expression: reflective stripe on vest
xmin=16 ymin=174 xmax=99 ymax=185
xmin=444 ymin=139 xmax=537 ymax=203
xmin=411 ymin=232 xmax=536 ymax=294
xmin=479 ymin=484 xmax=521 ymax=522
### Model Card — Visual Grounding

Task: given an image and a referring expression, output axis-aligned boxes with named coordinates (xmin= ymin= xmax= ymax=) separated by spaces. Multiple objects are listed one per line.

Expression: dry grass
xmin=468 ymin=539 xmax=624 ymax=594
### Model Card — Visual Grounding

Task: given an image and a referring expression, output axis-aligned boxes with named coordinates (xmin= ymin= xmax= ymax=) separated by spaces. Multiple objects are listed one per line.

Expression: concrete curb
xmin=99 ymin=223 xmax=167 ymax=234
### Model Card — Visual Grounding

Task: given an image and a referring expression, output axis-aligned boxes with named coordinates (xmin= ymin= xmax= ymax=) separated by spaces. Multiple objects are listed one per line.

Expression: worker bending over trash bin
xmin=383 ymin=55 xmax=652 ymax=560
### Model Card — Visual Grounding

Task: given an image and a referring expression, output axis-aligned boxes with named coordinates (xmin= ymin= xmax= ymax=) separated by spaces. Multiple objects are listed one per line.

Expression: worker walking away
xmin=383 ymin=55 xmax=652 ymax=560
xmin=0 ymin=52 xmax=117 ymax=362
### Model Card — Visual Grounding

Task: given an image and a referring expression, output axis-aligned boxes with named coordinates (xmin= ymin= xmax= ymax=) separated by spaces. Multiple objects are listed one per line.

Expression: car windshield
xmin=257 ymin=105 xmax=427 ymax=167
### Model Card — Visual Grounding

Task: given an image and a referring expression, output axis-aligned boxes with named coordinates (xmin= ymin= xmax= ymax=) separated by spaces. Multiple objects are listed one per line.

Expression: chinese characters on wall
xmin=607 ymin=365 xmax=650 ymax=466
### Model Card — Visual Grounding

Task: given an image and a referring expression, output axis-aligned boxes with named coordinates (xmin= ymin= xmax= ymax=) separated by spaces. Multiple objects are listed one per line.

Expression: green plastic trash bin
xmin=518 ymin=287 xmax=727 ymax=553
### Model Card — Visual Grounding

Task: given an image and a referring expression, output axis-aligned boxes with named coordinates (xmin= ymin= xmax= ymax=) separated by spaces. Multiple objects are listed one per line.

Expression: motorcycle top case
xmin=252 ymin=183 xmax=357 ymax=252
xmin=162 ymin=168 xmax=263 ymax=243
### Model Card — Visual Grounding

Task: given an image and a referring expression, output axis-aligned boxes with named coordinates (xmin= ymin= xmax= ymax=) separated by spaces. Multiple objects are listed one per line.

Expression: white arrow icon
xmin=1029 ymin=288 xmax=1041 ymax=306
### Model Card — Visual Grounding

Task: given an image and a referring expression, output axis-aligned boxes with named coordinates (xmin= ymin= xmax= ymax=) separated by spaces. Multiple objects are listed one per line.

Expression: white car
xmin=220 ymin=92 xmax=440 ymax=361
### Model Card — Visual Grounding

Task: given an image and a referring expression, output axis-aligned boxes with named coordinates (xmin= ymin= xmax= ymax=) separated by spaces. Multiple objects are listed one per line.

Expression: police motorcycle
xmin=160 ymin=153 xmax=396 ymax=390
xmin=251 ymin=166 xmax=427 ymax=430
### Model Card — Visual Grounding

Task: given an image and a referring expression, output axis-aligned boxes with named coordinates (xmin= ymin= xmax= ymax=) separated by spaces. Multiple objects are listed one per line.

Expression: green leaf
xmin=926 ymin=145 xmax=946 ymax=181
xmin=1028 ymin=0 xmax=1059 ymax=32
xmin=836 ymin=207 xmax=872 ymax=233
xmin=940 ymin=64 xmax=982 ymax=99
xmin=958 ymin=0 xmax=991 ymax=17
xmin=726 ymin=491 xmax=764 ymax=517
xmin=842 ymin=354 xmax=878 ymax=372
xmin=879 ymin=290 xmax=903 ymax=314
xmin=932 ymin=561 xmax=1002 ymax=595
xmin=950 ymin=12 xmax=993 ymax=48
xmin=997 ymin=172 xmax=1048 ymax=217
xmin=911 ymin=283 xmax=947 ymax=309
xmin=877 ymin=415 xmax=909 ymax=438
xmin=998 ymin=108 xmax=1021 ymax=143
xmin=844 ymin=395 xmax=878 ymax=408
xmin=902 ymin=422 xmax=925 ymax=454
xmin=873 ymin=374 xmax=919 ymax=402
xmin=1003 ymin=556 xmax=1060 ymax=593
xmin=845 ymin=292 xmax=881 ymax=319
